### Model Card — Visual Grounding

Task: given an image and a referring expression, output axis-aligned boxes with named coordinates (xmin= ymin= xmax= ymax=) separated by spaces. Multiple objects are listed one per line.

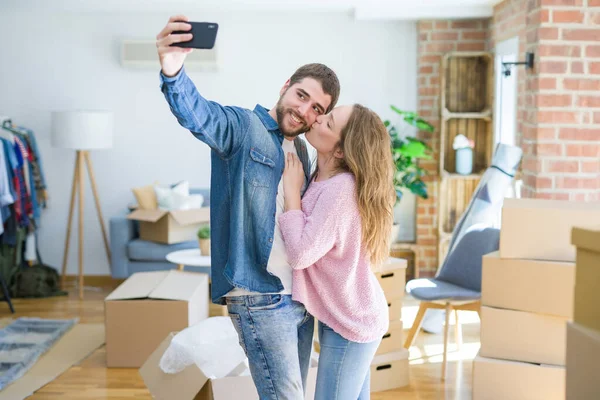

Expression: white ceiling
xmin=3 ymin=0 xmax=503 ymax=20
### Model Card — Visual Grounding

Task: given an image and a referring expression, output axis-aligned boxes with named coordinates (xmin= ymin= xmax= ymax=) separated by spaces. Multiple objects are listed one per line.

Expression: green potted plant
xmin=384 ymin=105 xmax=434 ymax=243
xmin=197 ymin=224 xmax=211 ymax=256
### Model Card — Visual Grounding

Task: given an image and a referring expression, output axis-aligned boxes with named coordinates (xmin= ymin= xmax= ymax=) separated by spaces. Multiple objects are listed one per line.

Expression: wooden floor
xmin=4 ymin=285 xmax=481 ymax=400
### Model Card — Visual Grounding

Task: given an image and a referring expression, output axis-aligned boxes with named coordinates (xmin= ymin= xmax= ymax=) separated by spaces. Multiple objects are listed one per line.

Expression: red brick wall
xmin=416 ymin=20 xmax=490 ymax=277
xmin=520 ymin=0 xmax=600 ymax=201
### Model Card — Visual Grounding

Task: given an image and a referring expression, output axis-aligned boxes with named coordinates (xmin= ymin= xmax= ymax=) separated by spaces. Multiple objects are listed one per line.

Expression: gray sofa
xmin=110 ymin=188 xmax=211 ymax=279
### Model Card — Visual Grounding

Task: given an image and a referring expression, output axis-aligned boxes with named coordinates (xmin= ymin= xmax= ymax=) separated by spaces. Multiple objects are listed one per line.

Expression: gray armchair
xmin=403 ymin=225 xmax=500 ymax=379
xmin=110 ymin=188 xmax=211 ymax=279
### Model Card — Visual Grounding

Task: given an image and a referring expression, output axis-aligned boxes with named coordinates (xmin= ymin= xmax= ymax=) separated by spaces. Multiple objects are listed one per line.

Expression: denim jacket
xmin=160 ymin=67 xmax=312 ymax=304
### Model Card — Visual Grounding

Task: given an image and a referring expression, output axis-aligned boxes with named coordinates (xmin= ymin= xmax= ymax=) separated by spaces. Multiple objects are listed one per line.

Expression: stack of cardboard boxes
xmin=369 ymin=257 xmax=410 ymax=392
xmin=566 ymin=226 xmax=600 ymax=399
xmin=474 ymin=198 xmax=600 ymax=400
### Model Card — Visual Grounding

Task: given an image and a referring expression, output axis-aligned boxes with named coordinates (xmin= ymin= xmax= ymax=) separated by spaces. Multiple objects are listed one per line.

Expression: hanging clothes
xmin=0 ymin=143 xmax=14 ymax=219
xmin=0 ymin=138 xmax=22 ymax=231
xmin=16 ymin=127 xmax=47 ymax=209
xmin=2 ymin=124 xmax=47 ymax=227
xmin=11 ymin=138 xmax=31 ymax=229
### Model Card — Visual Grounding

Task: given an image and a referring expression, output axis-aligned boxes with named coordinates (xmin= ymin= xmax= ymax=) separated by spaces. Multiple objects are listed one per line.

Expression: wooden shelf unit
xmin=439 ymin=174 xmax=483 ymax=235
xmin=441 ymin=117 xmax=494 ymax=175
xmin=443 ymin=52 xmax=493 ymax=114
xmin=437 ymin=52 xmax=494 ymax=268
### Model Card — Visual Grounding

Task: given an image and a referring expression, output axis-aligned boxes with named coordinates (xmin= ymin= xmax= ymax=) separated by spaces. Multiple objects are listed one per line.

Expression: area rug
xmin=0 ymin=317 xmax=77 ymax=391
xmin=0 ymin=323 xmax=104 ymax=400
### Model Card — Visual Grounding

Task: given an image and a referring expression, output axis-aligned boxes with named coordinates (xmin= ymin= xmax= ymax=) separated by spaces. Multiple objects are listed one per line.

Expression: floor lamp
xmin=51 ymin=111 xmax=113 ymax=300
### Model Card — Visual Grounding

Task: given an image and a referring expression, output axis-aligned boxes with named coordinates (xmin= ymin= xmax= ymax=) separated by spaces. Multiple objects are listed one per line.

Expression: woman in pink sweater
xmin=279 ymin=104 xmax=396 ymax=399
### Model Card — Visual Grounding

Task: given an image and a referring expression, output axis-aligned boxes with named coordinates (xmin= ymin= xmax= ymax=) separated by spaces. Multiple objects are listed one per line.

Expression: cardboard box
xmin=566 ymin=322 xmax=600 ymax=400
xmin=105 ymin=270 xmax=209 ymax=367
xmin=500 ymin=198 xmax=600 ymax=262
xmin=480 ymin=306 xmax=568 ymax=366
xmin=376 ymin=320 xmax=404 ymax=355
xmin=140 ymin=332 xmax=318 ymax=400
xmin=387 ymin=295 xmax=403 ymax=321
xmin=482 ymin=252 xmax=575 ymax=318
xmin=376 ymin=257 xmax=407 ymax=299
xmin=572 ymin=227 xmax=600 ymax=332
xmin=370 ymin=349 xmax=409 ymax=392
xmin=473 ymin=355 xmax=565 ymax=400
xmin=127 ymin=207 xmax=210 ymax=244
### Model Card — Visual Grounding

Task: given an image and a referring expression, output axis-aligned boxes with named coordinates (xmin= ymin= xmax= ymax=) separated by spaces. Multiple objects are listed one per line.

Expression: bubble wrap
xmin=159 ymin=316 xmax=246 ymax=379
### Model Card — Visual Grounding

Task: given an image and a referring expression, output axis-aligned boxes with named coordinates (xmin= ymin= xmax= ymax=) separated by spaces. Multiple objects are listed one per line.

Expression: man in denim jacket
xmin=157 ymin=15 xmax=340 ymax=399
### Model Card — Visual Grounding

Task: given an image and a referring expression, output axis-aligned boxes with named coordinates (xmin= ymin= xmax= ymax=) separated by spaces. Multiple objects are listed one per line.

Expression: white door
xmin=494 ymin=37 xmax=519 ymax=146
xmin=494 ymin=37 xmax=522 ymax=198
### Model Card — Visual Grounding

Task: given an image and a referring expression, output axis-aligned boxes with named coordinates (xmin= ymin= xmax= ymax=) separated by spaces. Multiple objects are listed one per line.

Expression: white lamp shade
xmin=51 ymin=110 xmax=114 ymax=150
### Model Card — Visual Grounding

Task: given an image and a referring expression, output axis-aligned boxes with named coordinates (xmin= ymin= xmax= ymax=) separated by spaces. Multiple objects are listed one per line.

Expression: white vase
xmin=456 ymin=147 xmax=474 ymax=175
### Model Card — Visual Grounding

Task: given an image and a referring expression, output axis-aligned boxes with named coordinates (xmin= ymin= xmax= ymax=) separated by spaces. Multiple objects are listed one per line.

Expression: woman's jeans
xmin=316 ymin=321 xmax=381 ymax=400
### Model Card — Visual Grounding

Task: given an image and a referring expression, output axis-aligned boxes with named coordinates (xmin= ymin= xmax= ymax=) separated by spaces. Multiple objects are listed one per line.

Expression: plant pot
xmin=198 ymin=239 xmax=211 ymax=256
xmin=456 ymin=147 xmax=473 ymax=175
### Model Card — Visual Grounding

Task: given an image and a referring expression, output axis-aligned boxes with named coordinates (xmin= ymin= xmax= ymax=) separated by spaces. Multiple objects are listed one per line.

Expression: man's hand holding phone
xmin=157 ymin=15 xmax=219 ymax=78
xmin=156 ymin=15 xmax=193 ymax=78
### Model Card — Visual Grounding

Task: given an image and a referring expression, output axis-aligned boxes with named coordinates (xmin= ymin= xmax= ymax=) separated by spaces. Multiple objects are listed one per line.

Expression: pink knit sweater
xmin=279 ymin=172 xmax=389 ymax=343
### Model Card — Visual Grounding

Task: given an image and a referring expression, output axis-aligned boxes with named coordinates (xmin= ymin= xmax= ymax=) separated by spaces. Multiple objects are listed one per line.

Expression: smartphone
xmin=171 ymin=22 xmax=219 ymax=49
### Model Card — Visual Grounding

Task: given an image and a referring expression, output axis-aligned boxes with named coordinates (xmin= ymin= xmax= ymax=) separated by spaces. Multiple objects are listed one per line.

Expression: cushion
xmin=406 ymin=278 xmax=481 ymax=301
xmin=171 ymin=193 xmax=204 ymax=210
xmin=132 ymin=182 xmax=158 ymax=210
xmin=437 ymin=225 xmax=500 ymax=292
xmin=127 ymin=239 xmax=198 ymax=262
xmin=155 ymin=181 xmax=195 ymax=210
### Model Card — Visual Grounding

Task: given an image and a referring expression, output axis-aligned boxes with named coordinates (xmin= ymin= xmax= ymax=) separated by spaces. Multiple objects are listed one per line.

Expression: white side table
xmin=165 ymin=249 xmax=211 ymax=272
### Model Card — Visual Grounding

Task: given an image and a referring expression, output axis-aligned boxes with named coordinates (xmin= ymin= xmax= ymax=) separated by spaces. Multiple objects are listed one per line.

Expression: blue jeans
xmin=316 ymin=322 xmax=381 ymax=400
xmin=226 ymin=294 xmax=314 ymax=399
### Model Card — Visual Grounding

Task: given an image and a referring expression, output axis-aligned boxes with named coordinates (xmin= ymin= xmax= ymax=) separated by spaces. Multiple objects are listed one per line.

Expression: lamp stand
xmin=60 ymin=150 xmax=111 ymax=300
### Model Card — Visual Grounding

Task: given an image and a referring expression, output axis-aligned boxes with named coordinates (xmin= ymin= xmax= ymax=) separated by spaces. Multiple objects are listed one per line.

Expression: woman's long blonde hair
xmin=326 ymin=104 xmax=396 ymax=267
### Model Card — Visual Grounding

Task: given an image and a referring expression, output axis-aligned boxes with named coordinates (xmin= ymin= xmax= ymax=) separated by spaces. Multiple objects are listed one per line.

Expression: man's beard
xmin=275 ymin=98 xmax=308 ymax=138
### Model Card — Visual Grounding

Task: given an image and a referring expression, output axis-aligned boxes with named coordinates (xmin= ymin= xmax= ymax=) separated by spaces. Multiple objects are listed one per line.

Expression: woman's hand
xmin=283 ymin=152 xmax=304 ymax=211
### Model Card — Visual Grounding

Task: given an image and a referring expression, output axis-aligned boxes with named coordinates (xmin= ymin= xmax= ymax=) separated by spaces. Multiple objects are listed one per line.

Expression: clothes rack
xmin=0 ymin=115 xmax=49 ymax=313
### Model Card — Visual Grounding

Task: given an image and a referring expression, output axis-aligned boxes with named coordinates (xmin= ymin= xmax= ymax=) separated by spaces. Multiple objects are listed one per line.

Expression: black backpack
xmin=12 ymin=263 xmax=67 ymax=298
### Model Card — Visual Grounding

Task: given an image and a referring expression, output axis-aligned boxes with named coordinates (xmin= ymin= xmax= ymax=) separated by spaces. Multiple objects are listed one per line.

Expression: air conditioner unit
xmin=120 ymin=40 xmax=218 ymax=71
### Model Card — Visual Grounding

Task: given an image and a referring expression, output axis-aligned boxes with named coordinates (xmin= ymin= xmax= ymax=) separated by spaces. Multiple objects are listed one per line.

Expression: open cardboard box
xmin=128 ymin=207 xmax=210 ymax=244
xmin=140 ymin=332 xmax=318 ymax=400
xmin=105 ymin=270 xmax=209 ymax=368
